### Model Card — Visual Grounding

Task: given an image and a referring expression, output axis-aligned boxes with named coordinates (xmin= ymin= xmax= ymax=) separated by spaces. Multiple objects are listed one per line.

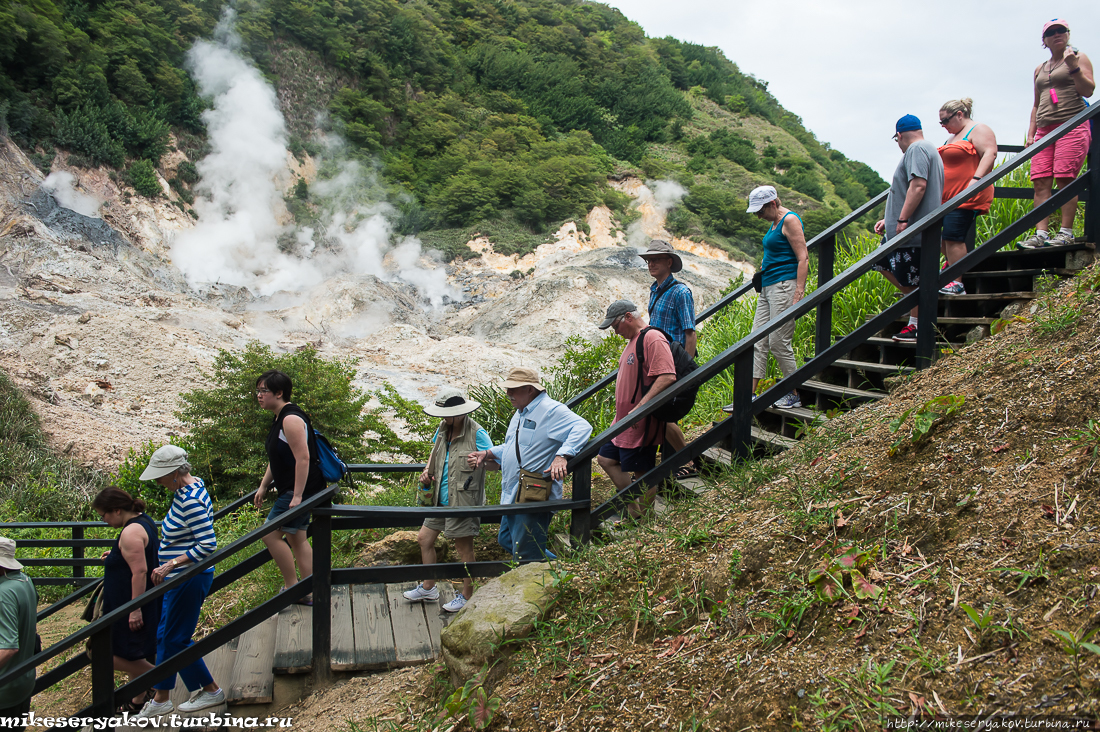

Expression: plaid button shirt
xmin=647 ymin=277 xmax=695 ymax=346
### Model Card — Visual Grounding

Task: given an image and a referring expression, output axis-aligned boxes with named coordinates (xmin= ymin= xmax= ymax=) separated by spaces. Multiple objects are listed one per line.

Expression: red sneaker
xmin=892 ymin=324 xmax=918 ymax=343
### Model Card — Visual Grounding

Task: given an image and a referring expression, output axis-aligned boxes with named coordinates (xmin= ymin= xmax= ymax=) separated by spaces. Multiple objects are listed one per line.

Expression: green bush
xmin=174 ymin=342 xmax=407 ymax=498
xmin=126 ymin=159 xmax=162 ymax=198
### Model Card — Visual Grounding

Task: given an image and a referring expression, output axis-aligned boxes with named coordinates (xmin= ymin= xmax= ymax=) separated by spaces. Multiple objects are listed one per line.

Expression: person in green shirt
xmin=0 ymin=535 xmax=37 ymax=732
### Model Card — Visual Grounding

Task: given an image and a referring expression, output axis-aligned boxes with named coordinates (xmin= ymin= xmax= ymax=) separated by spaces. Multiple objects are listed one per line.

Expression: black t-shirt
xmin=265 ymin=403 xmax=326 ymax=497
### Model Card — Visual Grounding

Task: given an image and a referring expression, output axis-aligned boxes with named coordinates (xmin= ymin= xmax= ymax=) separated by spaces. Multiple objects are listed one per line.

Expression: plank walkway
xmin=149 ymin=582 xmax=457 ymax=712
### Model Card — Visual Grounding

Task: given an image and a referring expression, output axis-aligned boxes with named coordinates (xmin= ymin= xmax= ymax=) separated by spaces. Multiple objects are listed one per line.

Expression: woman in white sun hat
xmin=132 ymin=445 xmax=225 ymax=720
xmin=402 ymin=387 xmax=491 ymax=613
xmin=728 ymin=185 xmax=809 ymax=411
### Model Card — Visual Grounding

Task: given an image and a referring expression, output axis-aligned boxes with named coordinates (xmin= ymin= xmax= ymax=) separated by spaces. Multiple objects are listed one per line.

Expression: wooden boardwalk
xmin=165 ymin=582 xmax=456 ymax=708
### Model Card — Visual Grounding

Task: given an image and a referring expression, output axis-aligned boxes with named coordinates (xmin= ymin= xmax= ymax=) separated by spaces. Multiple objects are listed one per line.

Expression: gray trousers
xmin=752 ymin=279 xmax=799 ymax=380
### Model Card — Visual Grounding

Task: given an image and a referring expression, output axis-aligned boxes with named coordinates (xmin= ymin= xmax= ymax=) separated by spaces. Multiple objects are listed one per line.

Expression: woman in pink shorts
xmin=1020 ymin=18 xmax=1094 ymax=249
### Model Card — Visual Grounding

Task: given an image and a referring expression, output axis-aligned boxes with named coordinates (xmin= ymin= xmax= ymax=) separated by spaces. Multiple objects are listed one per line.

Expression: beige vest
xmin=424 ymin=417 xmax=487 ymax=508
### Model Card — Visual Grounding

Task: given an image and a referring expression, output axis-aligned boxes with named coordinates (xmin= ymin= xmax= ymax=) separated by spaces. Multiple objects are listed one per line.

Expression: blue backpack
xmin=313 ymin=430 xmax=348 ymax=484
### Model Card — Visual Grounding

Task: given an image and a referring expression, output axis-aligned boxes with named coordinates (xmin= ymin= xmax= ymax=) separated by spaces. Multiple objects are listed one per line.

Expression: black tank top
xmin=265 ymin=402 xmax=326 ymax=497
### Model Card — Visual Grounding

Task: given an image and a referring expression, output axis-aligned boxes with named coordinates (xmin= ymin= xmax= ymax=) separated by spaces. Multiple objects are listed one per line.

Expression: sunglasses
xmin=939 ymin=111 xmax=959 ymax=126
xmin=1044 ymin=27 xmax=1067 ymax=38
xmin=892 ymin=133 xmax=900 ymax=142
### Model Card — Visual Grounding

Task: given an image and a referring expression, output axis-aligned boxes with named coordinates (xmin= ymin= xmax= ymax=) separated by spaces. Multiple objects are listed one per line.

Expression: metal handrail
xmin=573 ymin=103 xmax=1099 ymax=518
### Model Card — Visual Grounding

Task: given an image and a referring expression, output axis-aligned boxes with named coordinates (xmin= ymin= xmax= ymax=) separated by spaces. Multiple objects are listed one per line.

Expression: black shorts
xmin=942 ymin=209 xmax=978 ymax=243
xmin=872 ymin=246 xmax=921 ymax=288
xmin=598 ymin=441 xmax=659 ymax=474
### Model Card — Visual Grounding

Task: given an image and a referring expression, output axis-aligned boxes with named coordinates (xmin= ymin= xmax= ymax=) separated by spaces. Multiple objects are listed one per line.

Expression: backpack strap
xmin=648 ymin=278 xmax=679 ymax=313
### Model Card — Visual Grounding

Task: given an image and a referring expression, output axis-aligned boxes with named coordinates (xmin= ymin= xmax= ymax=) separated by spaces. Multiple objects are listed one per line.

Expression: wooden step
xmin=864 ymin=336 xmax=960 ymax=349
xmin=701 ymin=427 xmax=799 ymax=457
xmin=167 ymin=637 xmax=236 ymax=711
xmin=760 ymin=404 xmax=829 ymax=422
xmin=228 ymin=615 xmax=277 ymax=704
xmin=936 ymin=291 xmax=1036 ymax=301
xmin=961 ymin=267 xmax=1074 ymax=278
xmin=273 ymin=604 xmax=313 ymax=674
xmin=799 ymin=379 xmax=885 ymax=402
xmin=832 ymin=359 xmax=914 ymax=375
xmin=894 ymin=316 xmax=998 ymax=326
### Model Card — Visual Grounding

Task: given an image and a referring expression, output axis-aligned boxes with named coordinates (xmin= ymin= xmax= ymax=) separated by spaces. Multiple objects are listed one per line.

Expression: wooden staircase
xmin=165 ymin=582 xmax=455 ymax=714
xmin=741 ymin=240 xmax=1095 ymax=454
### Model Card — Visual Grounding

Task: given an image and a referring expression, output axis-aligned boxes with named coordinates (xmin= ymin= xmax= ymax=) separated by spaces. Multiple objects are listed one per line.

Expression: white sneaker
xmin=133 ymin=698 xmax=173 ymax=720
xmin=403 ymin=583 xmax=439 ymax=602
xmin=1047 ymin=231 xmax=1075 ymax=246
xmin=774 ymin=392 xmax=802 ymax=409
xmin=178 ymin=688 xmax=226 ymax=713
xmin=443 ymin=593 xmax=467 ymax=613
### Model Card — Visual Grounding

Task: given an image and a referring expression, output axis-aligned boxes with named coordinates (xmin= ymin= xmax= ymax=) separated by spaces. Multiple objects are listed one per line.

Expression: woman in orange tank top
xmin=936 ymin=98 xmax=997 ymax=296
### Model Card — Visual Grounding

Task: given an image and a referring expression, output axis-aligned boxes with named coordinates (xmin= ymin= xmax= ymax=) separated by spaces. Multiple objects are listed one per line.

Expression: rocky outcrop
xmin=440 ymin=562 xmax=560 ymax=687
xmin=356 ymin=530 xmax=450 ymax=566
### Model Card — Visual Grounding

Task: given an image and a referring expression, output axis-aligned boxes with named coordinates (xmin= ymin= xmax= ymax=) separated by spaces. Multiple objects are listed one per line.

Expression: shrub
xmin=126 ymin=159 xmax=162 ymax=198
xmin=174 ymin=343 xmax=403 ymax=498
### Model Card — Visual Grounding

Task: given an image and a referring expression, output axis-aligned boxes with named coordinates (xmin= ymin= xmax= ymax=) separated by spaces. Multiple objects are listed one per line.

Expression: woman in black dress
xmin=93 ymin=487 xmax=161 ymax=711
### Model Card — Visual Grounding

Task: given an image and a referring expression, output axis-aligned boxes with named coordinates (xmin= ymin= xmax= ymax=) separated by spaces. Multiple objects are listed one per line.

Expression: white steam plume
xmin=43 ymin=172 xmax=101 ymax=218
xmin=171 ymin=9 xmax=458 ymax=311
xmin=627 ymin=179 xmax=687 ymax=249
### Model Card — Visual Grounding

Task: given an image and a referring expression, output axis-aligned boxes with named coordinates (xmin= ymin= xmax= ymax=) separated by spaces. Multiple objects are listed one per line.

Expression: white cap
xmin=746 ymin=185 xmax=778 ymax=213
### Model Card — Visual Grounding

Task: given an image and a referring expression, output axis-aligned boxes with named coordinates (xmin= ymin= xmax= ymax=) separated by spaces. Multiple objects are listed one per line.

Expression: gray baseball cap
xmin=598 ymin=299 xmax=637 ymax=329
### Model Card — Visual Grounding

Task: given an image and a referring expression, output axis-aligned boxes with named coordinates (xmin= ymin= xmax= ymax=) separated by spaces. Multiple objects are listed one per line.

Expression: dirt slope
xmin=277 ymin=265 xmax=1100 ymax=731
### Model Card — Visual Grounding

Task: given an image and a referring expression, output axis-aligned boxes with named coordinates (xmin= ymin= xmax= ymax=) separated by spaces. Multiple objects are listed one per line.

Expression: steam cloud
xmin=172 ymin=9 xmax=456 ymax=315
xmin=627 ymin=179 xmax=688 ymax=249
xmin=42 ymin=172 xmax=102 ymax=218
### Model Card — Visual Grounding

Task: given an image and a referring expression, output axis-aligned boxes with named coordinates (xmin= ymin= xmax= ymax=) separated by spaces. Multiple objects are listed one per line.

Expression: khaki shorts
xmin=423 ymin=516 xmax=480 ymax=539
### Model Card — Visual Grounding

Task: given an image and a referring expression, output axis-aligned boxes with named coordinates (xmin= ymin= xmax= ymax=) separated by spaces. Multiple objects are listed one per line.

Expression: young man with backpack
xmin=638 ymin=240 xmax=701 ymax=479
xmin=596 ymin=300 xmax=679 ymax=519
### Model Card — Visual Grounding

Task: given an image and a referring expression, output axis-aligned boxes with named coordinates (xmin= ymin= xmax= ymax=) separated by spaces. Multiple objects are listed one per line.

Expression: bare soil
xmin=267 ymin=268 xmax=1100 ymax=731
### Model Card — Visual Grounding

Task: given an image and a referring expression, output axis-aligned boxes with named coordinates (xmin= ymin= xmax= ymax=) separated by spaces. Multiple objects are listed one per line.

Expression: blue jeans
xmin=498 ymin=512 xmax=555 ymax=561
xmin=153 ymin=571 xmax=215 ymax=692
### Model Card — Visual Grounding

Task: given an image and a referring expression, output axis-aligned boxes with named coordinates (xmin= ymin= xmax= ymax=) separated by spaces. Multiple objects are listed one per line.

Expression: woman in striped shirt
xmin=132 ymin=445 xmax=226 ymax=720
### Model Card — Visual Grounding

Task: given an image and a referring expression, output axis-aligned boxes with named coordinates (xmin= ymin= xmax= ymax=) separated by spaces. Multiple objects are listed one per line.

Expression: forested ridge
xmin=1 ymin=0 xmax=886 ymax=260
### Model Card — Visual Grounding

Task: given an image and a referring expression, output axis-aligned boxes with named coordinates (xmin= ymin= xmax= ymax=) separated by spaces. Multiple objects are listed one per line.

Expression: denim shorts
xmin=267 ymin=491 xmax=311 ymax=534
xmin=941 ymin=209 xmax=978 ymax=243
xmin=598 ymin=441 xmax=659 ymax=474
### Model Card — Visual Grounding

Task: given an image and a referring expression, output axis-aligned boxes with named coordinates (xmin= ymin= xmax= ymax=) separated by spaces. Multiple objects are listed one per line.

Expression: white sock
xmin=908 ymin=316 xmax=918 ymax=327
xmin=1036 ymin=229 xmax=1049 ymax=240
xmin=1059 ymin=227 xmax=1074 ymax=237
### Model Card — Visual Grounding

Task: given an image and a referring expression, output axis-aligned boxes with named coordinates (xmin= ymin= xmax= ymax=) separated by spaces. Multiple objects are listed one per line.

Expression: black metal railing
xmin=10 ymin=105 xmax=1097 ymax=723
xmin=562 ymin=103 xmax=1099 ymax=522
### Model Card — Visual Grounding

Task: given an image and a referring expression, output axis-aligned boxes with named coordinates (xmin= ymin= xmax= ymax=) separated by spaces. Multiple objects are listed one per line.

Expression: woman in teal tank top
xmin=741 ymin=185 xmax=809 ymax=410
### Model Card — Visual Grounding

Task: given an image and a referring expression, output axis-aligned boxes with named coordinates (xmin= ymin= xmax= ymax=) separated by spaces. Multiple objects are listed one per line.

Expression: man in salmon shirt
xmin=595 ymin=299 xmax=677 ymax=519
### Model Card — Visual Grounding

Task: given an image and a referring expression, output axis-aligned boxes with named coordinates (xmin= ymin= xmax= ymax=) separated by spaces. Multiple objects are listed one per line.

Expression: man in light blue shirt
xmin=469 ymin=367 xmax=593 ymax=560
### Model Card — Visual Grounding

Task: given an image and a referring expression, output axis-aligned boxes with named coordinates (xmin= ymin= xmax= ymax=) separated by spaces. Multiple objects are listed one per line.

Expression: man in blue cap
xmin=872 ymin=115 xmax=944 ymax=343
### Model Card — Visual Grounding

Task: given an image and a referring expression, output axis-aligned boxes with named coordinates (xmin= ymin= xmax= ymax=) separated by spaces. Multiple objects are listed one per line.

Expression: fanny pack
xmin=515 ymin=420 xmax=550 ymax=503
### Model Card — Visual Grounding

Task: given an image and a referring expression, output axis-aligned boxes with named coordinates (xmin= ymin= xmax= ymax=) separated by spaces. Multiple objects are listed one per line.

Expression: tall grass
xmin=0 ymin=370 xmax=107 ymax=522
xmin=978 ymin=156 xmax=1087 ymax=247
xmin=690 ymin=234 xmax=895 ymax=423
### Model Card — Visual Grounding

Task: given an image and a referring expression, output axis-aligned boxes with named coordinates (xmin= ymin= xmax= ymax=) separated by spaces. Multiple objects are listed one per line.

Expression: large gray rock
xmin=355 ymin=530 xmax=451 ymax=566
xmin=440 ymin=562 xmax=559 ymax=687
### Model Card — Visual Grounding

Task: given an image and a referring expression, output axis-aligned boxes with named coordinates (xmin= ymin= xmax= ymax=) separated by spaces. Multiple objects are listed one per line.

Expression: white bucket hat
xmin=140 ymin=445 xmax=189 ymax=481
xmin=0 ymin=536 xmax=24 ymax=571
xmin=423 ymin=388 xmax=481 ymax=418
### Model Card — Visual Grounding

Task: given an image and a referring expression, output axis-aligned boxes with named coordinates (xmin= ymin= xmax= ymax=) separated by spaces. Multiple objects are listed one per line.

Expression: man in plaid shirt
xmin=638 ymin=240 xmax=700 ymax=479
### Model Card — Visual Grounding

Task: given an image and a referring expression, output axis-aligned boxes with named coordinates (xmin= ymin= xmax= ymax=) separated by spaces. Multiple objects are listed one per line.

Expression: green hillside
xmin=0 ymin=0 xmax=885 ymax=261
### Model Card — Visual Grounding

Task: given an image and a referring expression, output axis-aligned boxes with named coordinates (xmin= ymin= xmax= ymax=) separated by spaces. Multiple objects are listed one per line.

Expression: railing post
xmin=311 ymin=498 xmax=332 ymax=687
xmin=569 ymin=459 xmax=592 ymax=545
xmin=916 ymin=224 xmax=943 ymax=369
xmin=1085 ymin=124 xmax=1099 ymax=245
xmin=815 ymin=233 xmax=835 ymax=357
xmin=88 ymin=624 xmax=113 ymax=721
xmin=73 ymin=526 xmax=84 ymax=586
xmin=727 ymin=350 xmax=754 ymax=459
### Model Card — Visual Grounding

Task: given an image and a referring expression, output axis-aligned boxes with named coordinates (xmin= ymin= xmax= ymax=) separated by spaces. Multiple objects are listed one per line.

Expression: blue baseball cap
xmin=896 ymin=115 xmax=922 ymax=134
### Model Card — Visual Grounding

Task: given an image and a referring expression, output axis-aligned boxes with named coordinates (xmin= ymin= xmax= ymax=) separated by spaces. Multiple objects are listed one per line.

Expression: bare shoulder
xmin=120 ymin=521 xmax=148 ymax=547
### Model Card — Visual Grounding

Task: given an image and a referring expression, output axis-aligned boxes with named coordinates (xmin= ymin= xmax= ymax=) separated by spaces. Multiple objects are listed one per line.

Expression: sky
xmin=603 ymin=0 xmax=1099 ymax=180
